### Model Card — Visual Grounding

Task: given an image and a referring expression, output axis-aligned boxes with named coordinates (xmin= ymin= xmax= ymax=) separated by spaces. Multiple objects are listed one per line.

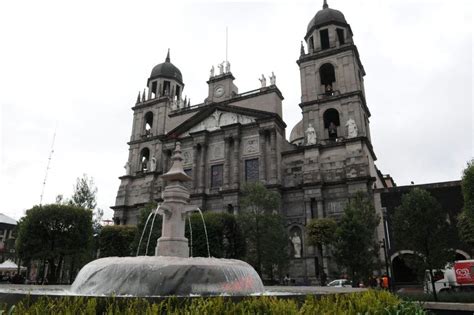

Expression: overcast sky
xmin=1 ymin=0 xmax=472 ymax=221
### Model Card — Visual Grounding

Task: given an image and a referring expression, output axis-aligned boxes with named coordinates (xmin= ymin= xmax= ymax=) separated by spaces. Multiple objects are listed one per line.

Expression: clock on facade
xmin=214 ymin=85 xmax=225 ymax=98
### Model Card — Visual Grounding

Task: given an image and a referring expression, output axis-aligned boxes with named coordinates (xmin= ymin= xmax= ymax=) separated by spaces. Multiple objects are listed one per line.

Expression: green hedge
xmin=2 ymin=290 xmax=426 ymax=314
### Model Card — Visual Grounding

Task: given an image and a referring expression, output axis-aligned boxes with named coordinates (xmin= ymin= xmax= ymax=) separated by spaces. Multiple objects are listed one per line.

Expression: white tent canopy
xmin=0 ymin=260 xmax=26 ymax=272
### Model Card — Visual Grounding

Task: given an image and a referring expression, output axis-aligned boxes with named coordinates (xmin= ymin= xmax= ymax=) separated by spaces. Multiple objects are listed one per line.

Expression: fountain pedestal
xmin=155 ymin=143 xmax=194 ymax=258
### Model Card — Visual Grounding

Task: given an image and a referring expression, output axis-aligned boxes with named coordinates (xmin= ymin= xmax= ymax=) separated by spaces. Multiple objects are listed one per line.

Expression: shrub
xmin=3 ymin=290 xmax=427 ymax=314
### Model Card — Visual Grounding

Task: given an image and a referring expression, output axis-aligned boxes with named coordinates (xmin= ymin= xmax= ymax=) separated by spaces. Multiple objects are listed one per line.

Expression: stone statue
xmin=259 ymin=74 xmax=266 ymax=88
xmin=124 ymin=161 xmax=131 ymax=175
xmin=150 ymin=156 xmax=157 ymax=172
xmin=346 ymin=118 xmax=358 ymax=138
xmin=210 ymin=65 xmax=215 ymax=78
xmin=225 ymin=61 xmax=231 ymax=73
xmin=218 ymin=62 xmax=224 ymax=75
xmin=290 ymin=231 xmax=302 ymax=258
xmin=269 ymin=72 xmax=276 ymax=85
xmin=305 ymin=123 xmax=317 ymax=145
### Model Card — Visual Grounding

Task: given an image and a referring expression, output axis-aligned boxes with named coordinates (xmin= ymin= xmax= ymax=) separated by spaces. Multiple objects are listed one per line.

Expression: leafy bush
xmin=398 ymin=291 xmax=474 ymax=303
xmin=99 ymin=225 xmax=137 ymax=257
xmin=3 ymin=290 xmax=427 ymax=314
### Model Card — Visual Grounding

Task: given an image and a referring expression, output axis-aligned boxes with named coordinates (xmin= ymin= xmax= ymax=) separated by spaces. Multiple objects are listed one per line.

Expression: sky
xmin=1 ymin=0 xmax=472 ymax=222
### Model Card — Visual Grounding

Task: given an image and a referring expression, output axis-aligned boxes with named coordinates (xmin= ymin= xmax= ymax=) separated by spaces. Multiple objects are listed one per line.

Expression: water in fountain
xmin=145 ymin=205 xmax=159 ymax=256
xmin=71 ymin=142 xmax=264 ymax=296
xmin=187 ymin=214 xmax=193 ymax=257
xmin=136 ymin=210 xmax=153 ymax=256
xmin=196 ymin=208 xmax=210 ymax=258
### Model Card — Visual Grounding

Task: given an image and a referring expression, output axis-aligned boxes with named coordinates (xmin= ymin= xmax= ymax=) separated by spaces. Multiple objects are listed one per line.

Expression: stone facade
xmin=112 ymin=2 xmax=390 ymax=283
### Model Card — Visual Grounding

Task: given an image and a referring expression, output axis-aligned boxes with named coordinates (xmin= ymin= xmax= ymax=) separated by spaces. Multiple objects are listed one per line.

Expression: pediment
xmin=179 ymin=109 xmax=257 ymax=137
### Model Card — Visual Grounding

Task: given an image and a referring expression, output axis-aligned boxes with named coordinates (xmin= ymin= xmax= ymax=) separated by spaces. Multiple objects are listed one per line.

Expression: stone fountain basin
xmin=71 ymin=256 xmax=264 ymax=297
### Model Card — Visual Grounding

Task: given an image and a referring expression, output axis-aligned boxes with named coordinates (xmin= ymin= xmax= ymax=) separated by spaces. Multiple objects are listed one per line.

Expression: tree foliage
xmin=185 ymin=212 xmax=245 ymax=259
xmin=238 ymin=182 xmax=288 ymax=281
xmin=393 ymin=188 xmax=455 ymax=300
xmin=306 ymin=218 xmax=337 ymax=247
xmin=240 ymin=182 xmax=280 ymax=215
xmin=16 ymin=204 xmax=93 ymax=283
xmin=333 ymin=192 xmax=380 ymax=286
xmin=458 ymin=160 xmax=474 ymax=248
xmin=99 ymin=225 xmax=137 ymax=257
xmin=70 ymin=174 xmax=98 ymax=210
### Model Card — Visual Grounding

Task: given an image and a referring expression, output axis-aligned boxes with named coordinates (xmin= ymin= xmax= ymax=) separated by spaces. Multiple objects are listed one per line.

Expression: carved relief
xmin=182 ymin=149 xmax=193 ymax=166
xmin=243 ymin=136 xmax=259 ymax=155
xmin=209 ymin=142 xmax=225 ymax=161
xmin=183 ymin=110 xmax=257 ymax=136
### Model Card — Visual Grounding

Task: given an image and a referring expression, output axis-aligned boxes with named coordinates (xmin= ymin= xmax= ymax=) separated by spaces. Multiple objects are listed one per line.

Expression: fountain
xmin=70 ymin=142 xmax=264 ymax=296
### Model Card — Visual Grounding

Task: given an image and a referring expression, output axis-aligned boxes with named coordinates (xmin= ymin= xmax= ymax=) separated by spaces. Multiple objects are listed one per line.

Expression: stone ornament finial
xmin=300 ymin=41 xmax=305 ymax=56
xmin=142 ymin=89 xmax=146 ymax=102
xmin=323 ymin=0 xmax=329 ymax=9
xmin=136 ymin=91 xmax=141 ymax=104
xmin=161 ymin=142 xmax=192 ymax=182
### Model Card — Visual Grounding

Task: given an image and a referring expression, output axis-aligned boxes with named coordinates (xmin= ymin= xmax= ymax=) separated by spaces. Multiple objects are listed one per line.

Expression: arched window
xmin=320 ymin=63 xmax=336 ymax=95
xmin=323 ymin=108 xmax=340 ymax=139
xmin=144 ymin=112 xmax=153 ymax=135
xmin=140 ymin=148 xmax=150 ymax=172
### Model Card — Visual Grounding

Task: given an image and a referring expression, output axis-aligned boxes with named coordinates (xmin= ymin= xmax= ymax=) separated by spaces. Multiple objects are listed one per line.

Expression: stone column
xmin=258 ymin=130 xmax=267 ymax=183
xmin=316 ymin=200 xmax=324 ymax=218
xmin=223 ymin=137 xmax=231 ymax=189
xmin=162 ymin=149 xmax=170 ymax=173
xmin=199 ymin=144 xmax=207 ymax=191
xmin=192 ymin=144 xmax=199 ymax=190
xmin=232 ymin=137 xmax=240 ymax=189
xmin=269 ymin=129 xmax=277 ymax=184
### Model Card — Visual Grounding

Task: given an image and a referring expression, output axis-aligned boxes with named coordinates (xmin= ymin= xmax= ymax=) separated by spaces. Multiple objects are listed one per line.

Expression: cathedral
xmin=112 ymin=1 xmax=391 ymax=282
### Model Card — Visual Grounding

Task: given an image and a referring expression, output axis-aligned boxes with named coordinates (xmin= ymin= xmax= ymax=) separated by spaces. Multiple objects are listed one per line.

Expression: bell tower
xmin=298 ymin=0 xmax=370 ymax=143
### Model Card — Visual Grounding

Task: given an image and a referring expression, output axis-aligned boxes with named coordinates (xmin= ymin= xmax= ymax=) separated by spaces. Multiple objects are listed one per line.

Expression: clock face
xmin=214 ymin=85 xmax=225 ymax=98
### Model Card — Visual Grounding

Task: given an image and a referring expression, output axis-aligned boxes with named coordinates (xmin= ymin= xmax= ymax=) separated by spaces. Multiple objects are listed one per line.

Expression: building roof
xmin=289 ymin=119 xmax=304 ymax=144
xmin=0 ymin=213 xmax=16 ymax=226
xmin=149 ymin=50 xmax=183 ymax=84
xmin=306 ymin=1 xmax=348 ymax=37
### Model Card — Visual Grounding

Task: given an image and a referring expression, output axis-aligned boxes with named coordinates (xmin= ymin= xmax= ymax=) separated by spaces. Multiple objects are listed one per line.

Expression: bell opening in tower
xmin=323 ymin=108 xmax=340 ymax=140
xmin=320 ymin=29 xmax=330 ymax=50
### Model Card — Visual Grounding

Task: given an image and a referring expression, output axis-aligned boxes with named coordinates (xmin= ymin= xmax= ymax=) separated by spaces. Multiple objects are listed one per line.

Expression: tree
xmin=16 ymin=204 xmax=93 ymax=284
xmin=458 ymin=160 xmax=474 ymax=251
xmin=238 ymin=182 xmax=289 ymax=281
xmin=70 ymin=174 xmax=98 ymax=210
xmin=393 ymin=188 xmax=454 ymax=301
xmin=306 ymin=217 xmax=337 ymax=285
xmin=333 ymin=191 xmax=380 ymax=287
xmin=99 ymin=225 xmax=137 ymax=257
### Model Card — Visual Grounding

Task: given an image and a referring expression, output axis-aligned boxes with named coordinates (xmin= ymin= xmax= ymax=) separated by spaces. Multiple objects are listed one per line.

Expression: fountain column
xmin=155 ymin=142 xmax=193 ymax=258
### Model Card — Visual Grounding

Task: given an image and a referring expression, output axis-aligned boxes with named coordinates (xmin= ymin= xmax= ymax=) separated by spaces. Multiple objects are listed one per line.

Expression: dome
xmin=306 ymin=2 xmax=347 ymax=36
xmin=149 ymin=50 xmax=183 ymax=84
xmin=289 ymin=119 xmax=304 ymax=144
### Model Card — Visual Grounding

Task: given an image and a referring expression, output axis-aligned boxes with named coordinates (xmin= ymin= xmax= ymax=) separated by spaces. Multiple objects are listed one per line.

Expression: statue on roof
xmin=210 ymin=65 xmax=215 ymax=78
xmin=269 ymin=72 xmax=276 ymax=85
xmin=259 ymin=74 xmax=266 ymax=88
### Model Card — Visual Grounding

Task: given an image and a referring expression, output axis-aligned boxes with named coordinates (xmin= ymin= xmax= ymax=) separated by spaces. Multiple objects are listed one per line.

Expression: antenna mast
xmin=225 ymin=26 xmax=228 ymax=63
xmin=40 ymin=126 xmax=57 ymax=206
